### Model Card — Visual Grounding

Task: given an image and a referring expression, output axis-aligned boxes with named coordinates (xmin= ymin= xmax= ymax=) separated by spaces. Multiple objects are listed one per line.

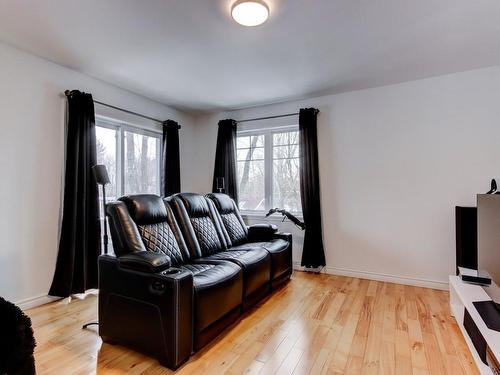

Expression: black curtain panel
xmin=162 ymin=119 xmax=181 ymax=196
xmin=49 ymin=90 xmax=101 ymax=297
xmin=299 ymin=108 xmax=326 ymax=268
xmin=212 ymin=119 xmax=238 ymax=203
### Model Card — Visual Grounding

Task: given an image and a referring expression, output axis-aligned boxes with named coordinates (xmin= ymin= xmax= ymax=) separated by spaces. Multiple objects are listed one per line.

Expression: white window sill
xmin=240 ymin=211 xmax=303 ymax=222
xmin=241 ymin=211 xmax=272 ymax=220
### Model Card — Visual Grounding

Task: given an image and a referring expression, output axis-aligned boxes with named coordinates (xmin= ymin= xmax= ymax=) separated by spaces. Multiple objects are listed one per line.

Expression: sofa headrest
xmin=175 ymin=193 xmax=210 ymax=218
xmin=206 ymin=193 xmax=235 ymax=214
xmin=119 ymin=194 xmax=168 ymax=225
xmin=106 ymin=201 xmax=147 ymax=256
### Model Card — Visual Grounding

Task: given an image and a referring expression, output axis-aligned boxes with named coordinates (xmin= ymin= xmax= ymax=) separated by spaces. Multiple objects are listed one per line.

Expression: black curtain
xmin=212 ymin=119 xmax=238 ymax=203
xmin=162 ymin=119 xmax=181 ymax=196
xmin=49 ymin=90 xmax=101 ymax=297
xmin=299 ymin=108 xmax=326 ymax=268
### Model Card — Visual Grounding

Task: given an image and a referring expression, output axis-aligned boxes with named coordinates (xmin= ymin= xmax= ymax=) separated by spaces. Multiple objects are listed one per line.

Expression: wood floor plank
xmin=407 ymin=318 xmax=429 ymax=373
xmin=26 ymin=272 xmax=480 ymax=375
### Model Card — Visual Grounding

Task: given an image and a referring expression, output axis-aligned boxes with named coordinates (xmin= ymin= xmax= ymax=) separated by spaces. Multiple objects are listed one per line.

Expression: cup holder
xmin=162 ymin=268 xmax=181 ymax=275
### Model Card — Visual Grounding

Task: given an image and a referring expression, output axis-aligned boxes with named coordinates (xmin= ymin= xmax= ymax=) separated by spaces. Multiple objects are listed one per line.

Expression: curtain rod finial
xmin=64 ymin=90 xmax=71 ymax=97
xmin=162 ymin=119 xmax=182 ymax=129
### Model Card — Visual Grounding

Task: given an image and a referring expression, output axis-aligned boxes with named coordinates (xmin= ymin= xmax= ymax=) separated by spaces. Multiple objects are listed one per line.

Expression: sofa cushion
xmin=206 ymin=194 xmax=292 ymax=284
xmin=176 ymin=193 xmax=212 ymax=218
xmin=207 ymin=193 xmax=235 ymax=213
xmin=230 ymin=239 xmax=290 ymax=257
xmin=220 ymin=212 xmax=247 ymax=245
xmin=231 ymin=239 xmax=290 ymax=280
xmin=190 ymin=216 xmax=222 ymax=255
xmin=204 ymin=250 xmax=262 ymax=263
xmin=181 ymin=263 xmax=217 ymax=275
xmin=201 ymin=249 xmax=271 ymax=297
xmin=137 ymin=221 xmax=184 ymax=265
xmin=181 ymin=260 xmax=243 ymax=332
xmin=114 ymin=194 xmax=191 ymax=264
xmin=106 ymin=201 xmax=147 ymax=256
xmin=170 ymin=193 xmax=231 ymax=258
xmin=206 ymin=193 xmax=248 ymax=245
xmin=120 ymin=194 xmax=168 ymax=225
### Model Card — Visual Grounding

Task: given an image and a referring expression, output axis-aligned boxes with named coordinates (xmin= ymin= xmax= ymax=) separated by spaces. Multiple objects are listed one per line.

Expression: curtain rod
xmin=64 ymin=90 xmax=181 ymax=128
xmin=236 ymin=112 xmax=299 ymax=124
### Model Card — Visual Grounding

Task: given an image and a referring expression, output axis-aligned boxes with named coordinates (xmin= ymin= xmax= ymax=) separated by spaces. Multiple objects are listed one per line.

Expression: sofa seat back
xmin=107 ymin=194 xmax=191 ymax=267
xmin=206 ymin=193 xmax=248 ymax=246
xmin=170 ymin=193 xmax=230 ymax=258
xmin=206 ymin=193 xmax=293 ymax=286
xmin=206 ymin=193 xmax=248 ymax=245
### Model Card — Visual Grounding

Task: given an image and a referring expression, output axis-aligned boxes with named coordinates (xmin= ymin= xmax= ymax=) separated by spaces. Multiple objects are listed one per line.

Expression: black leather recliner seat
xmin=98 ymin=193 xmax=292 ymax=370
xmin=100 ymin=195 xmax=242 ymax=367
xmin=206 ymin=193 xmax=293 ymax=288
xmin=170 ymin=193 xmax=272 ymax=309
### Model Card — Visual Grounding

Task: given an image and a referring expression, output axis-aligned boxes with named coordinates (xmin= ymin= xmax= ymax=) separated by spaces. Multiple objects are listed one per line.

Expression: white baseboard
xmin=16 ymin=294 xmax=62 ymax=310
xmin=293 ymin=262 xmax=448 ymax=290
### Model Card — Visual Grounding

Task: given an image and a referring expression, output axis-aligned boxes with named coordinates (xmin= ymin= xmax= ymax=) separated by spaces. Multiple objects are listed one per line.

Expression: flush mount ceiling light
xmin=231 ymin=0 xmax=269 ymax=27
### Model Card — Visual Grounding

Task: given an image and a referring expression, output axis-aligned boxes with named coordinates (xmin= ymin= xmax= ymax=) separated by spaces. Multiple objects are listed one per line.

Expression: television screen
xmin=477 ymin=194 xmax=500 ymax=306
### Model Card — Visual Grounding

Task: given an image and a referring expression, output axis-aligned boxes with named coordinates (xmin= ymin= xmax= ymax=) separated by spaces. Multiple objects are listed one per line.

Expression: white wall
xmin=192 ymin=65 xmax=500 ymax=289
xmin=0 ymin=42 xmax=196 ymax=307
xmin=3 ymin=40 xmax=499 ymax=306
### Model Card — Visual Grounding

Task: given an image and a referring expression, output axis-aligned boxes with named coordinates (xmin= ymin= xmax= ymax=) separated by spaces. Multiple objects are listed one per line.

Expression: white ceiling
xmin=0 ymin=0 xmax=499 ymax=112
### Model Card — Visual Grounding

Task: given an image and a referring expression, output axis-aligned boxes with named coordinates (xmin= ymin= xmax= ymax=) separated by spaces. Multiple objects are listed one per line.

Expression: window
xmin=123 ymin=130 xmax=161 ymax=195
xmin=272 ymin=130 xmax=301 ymax=212
xmin=96 ymin=126 xmax=118 ymax=198
xmin=237 ymin=126 xmax=301 ymax=214
xmin=96 ymin=118 xmax=161 ymax=201
xmin=237 ymin=134 xmax=265 ymax=210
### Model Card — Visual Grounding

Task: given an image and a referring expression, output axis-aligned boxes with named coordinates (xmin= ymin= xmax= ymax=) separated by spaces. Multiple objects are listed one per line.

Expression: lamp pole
xmin=82 ymin=164 xmax=111 ymax=330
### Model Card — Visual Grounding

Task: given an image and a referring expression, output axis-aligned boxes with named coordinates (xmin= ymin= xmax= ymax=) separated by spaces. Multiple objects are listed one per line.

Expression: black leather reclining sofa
xmin=98 ymin=192 xmax=292 ymax=369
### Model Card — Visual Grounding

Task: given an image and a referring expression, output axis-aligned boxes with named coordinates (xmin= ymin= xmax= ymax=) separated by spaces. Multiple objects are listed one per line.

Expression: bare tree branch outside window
xmin=236 ymin=129 xmax=301 ymax=213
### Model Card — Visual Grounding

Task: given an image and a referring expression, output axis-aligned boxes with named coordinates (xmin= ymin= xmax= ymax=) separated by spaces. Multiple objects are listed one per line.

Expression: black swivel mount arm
xmin=265 ymin=208 xmax=306 ymax=230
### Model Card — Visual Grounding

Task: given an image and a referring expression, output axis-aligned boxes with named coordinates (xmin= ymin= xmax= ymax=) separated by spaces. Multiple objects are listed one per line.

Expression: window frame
xmin=96 ymin=116 xmax=162 ymax=198
xmin=237 ymin=124 xmax=301 ymax=215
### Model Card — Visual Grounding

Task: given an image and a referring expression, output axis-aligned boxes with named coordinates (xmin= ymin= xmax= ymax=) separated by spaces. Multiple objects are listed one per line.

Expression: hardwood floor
xmin=27 ymin=271 xmax=479 ymax=375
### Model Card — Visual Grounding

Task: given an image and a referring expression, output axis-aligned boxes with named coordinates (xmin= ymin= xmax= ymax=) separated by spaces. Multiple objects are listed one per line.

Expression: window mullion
xmin=119 ymin=127 xmax=125 ymax=196
xmin=265 ymin=131 xmax=273 ymax=210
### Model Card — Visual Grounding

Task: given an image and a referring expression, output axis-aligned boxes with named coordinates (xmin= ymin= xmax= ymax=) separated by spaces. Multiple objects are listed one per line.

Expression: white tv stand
xmin=449 ymin=276 xmax=500 ymax=374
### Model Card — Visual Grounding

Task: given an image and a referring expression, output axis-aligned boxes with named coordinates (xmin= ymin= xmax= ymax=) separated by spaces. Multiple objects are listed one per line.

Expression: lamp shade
xmin=92 ymin=164 xmax=110 ymax=185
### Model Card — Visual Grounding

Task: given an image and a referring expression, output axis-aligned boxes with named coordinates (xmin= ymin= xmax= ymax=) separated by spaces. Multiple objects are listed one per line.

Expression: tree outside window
xmin=237 ymin=127 xmax=301 ymax=214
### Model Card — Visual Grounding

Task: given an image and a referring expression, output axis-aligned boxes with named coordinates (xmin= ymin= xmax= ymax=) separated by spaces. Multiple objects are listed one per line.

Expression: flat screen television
xmin=477 ymin=194 xmax=500 ymax=309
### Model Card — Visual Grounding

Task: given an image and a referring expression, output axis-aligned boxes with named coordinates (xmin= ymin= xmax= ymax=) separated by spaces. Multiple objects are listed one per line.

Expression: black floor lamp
xmin=82 ymin=164 xmax=110 ymax=330
xmin=93 ymin=165 xmax=111 ymax=255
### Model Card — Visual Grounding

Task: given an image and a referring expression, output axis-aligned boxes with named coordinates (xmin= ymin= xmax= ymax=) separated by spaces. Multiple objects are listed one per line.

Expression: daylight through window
xmin=96 ymin=118 xmax=161 ymax=202
xmin=237 ymin=126 xmax=301 ymax=213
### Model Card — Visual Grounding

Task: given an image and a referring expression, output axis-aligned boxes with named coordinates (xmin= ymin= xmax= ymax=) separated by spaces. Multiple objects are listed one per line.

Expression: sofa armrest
xmin=118 ymin=251 xmax=171 ymax=273
xmin=247 ymin=223 xmax=278 ymax=242
xmin=273 ymin=231 xmax=292 ymax=243
xmin=98 ymin=255 xmax=193 ymax=369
